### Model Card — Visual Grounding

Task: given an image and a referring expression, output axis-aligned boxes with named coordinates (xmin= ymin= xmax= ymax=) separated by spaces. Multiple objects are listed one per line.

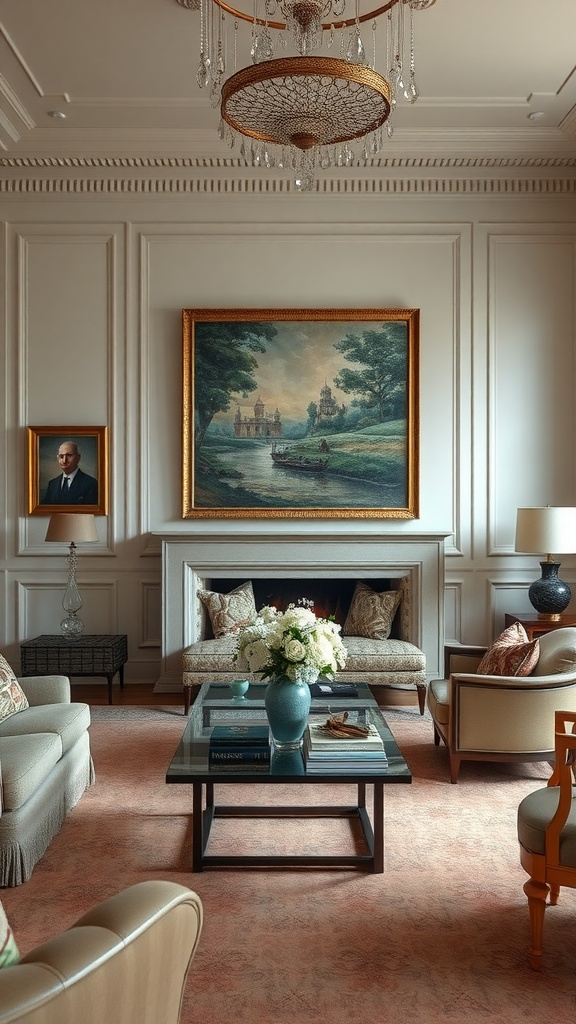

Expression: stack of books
xmin=208 ymin=724 xmax=271 ymax=772
xmin=303 ymin=720 xmax=388 ymax=774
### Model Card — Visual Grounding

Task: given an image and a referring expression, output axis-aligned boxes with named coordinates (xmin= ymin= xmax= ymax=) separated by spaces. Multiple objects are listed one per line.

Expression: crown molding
xmin=1 ymin=173 xmax=575 ymax=196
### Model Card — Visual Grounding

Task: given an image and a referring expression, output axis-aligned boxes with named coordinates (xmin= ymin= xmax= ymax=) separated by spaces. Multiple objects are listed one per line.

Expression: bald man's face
xmin=57 ymin=443 xmax=80 ymax=475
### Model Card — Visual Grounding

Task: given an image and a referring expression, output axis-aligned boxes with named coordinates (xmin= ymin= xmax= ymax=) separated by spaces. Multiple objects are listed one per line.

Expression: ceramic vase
xmin=264 ymin=676 xmax=312 ymax=750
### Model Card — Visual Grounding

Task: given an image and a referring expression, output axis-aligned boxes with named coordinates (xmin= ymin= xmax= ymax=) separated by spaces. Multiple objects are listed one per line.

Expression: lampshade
xmin=45 ymin=514 xmax=99 ymax=544
xmin=514 ymin=507 xmax=576 ymax=556
xmin=515 ymin=507 xmax=576 ymax=620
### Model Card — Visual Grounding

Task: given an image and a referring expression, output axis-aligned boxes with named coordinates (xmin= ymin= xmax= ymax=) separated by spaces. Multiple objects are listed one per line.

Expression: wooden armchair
xmin=427 ymin=628 xmax=576 ymax=782
xmin=517 ymin=710 xmax=576 ymax=969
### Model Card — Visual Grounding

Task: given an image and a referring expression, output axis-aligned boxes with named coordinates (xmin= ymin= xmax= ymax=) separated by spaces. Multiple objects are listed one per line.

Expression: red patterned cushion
xmin=476 ymin=622 xmax=540 ymax=677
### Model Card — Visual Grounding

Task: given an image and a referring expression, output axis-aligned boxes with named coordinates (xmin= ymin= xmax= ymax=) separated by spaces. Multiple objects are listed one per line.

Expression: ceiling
xmin=1 ymin=0 xmax=575 ymax=173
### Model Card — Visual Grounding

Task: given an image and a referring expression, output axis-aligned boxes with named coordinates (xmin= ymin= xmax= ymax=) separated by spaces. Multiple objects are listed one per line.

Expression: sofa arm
xmin=17 ymin=675 xmax=71 ymax=706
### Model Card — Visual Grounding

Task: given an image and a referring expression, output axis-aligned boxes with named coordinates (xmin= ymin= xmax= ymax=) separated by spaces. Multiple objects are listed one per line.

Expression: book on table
xmin=209 ymin=725 xmax=270 ymax=747
xmin=303 ymin=721 xmax=387 ymax=772
xmin=304 ymin=721 xmax=386 ymax=753
xmin=208 ymin=723 xmax=271 ymax=771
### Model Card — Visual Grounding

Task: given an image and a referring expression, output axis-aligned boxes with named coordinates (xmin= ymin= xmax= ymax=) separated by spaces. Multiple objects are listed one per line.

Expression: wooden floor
xmin=70 ymin=682 xmax=183 ymax=707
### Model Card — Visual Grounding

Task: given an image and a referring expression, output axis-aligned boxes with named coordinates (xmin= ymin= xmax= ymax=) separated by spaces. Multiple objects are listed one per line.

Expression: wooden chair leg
xmin=183 ymin=687 xmax=191 ymax=715
xmin=549 ymin=883 xmax=560 ymax=906
xmin=416 ymin=682 xmax=426 ymax=715
xmin=523 ymin=877 xmax=549 ymax=970
xmin=449 ymin=751 xmax=461 ymax=784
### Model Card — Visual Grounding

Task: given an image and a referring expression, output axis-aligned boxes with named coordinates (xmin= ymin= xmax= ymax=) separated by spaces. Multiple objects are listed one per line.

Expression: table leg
xmin=192 ymin=782 xmax=204 ymax=872
xmin=119 ymin=665 xmax=124 ymax=690
xmin=373 ymin=781 xmax=384 ymax=873
xmin=106 ymin=674 xmax=113 ymax=705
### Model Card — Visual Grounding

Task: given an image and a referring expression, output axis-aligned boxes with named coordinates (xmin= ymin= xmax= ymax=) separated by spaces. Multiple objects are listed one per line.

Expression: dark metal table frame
xmin=167 ymin=680 xmax=411 ymax=873
xmin=191 ymin=776 xmax=386 ymax=873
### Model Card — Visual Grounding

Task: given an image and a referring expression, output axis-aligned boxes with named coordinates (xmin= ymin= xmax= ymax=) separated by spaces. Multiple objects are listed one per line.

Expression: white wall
xmin=1 ymin=173 xmax=575 ymax=680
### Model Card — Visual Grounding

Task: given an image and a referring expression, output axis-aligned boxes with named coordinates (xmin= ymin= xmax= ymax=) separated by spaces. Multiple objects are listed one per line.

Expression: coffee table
xmin=166 ymin=680 xmax=411 ymax=873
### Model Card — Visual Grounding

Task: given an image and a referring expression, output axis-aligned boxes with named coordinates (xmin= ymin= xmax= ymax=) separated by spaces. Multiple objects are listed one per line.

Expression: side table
xmin=20 ymin=634 xmax=128 ymax=705
xmin=504 ymin=613 xmax=576 ymax=642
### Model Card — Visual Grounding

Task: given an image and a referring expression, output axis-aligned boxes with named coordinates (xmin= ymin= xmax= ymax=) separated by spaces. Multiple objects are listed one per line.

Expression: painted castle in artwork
xmin=234 ymin=397 xmax=282 ymax=438
xmin=317 ymin=381 xmax=346 ymax=421
xmin=233 ymin=382 xmax=345 ymax=438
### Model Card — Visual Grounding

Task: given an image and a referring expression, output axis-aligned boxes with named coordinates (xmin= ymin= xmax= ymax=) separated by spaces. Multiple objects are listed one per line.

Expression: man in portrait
xmin=41 ymin=440 xmax=98 ymax=505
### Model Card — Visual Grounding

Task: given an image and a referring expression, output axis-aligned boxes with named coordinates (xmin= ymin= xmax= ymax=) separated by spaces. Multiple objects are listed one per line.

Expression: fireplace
xmin=153 ymin=531 xmax=449 ymax=691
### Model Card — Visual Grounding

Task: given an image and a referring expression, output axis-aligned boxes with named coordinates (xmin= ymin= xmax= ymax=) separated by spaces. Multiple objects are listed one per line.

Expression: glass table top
xmin=166 ymin=681 xmax=411 ymax=783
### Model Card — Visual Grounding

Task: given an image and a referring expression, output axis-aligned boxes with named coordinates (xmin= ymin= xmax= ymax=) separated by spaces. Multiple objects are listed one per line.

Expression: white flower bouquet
xmin=234 ymin=600 xmax=348 ymax=685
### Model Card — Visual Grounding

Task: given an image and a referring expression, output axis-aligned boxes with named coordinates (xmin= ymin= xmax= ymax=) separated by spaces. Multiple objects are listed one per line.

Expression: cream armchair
xmin=427 ymin=627 xmax=576 ymax=783
xmin=0 ymin=880 xmax=203 ymax=1024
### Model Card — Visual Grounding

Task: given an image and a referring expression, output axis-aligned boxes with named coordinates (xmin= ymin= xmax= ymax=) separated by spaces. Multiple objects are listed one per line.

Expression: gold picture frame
xmin=27 ymin=425 xmax=108 ymax=515
xmin=182 ymin=307 xmax=419 ymax=520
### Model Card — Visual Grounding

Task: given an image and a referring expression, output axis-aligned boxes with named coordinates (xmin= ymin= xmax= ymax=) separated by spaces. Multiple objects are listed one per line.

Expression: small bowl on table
xmin=229 ymin=680 xmax=250 ymax=701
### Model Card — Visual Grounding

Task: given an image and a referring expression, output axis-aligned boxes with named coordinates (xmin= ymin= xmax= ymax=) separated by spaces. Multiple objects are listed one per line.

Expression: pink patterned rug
xmin=3 ymin=707 xmax=575 ymax=1024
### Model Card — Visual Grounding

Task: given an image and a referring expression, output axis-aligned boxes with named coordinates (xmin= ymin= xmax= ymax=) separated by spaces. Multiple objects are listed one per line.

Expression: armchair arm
xmin=17 ymin=675 xmax=71 ymax=706
xmin=450 ymin=672 xmax=576 ymax=755
xmin=444 ymin=644 xmax=487 ymax=678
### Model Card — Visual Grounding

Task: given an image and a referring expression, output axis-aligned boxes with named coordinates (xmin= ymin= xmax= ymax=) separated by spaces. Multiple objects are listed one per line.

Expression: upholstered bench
xmin=182 ymin=579 xmax=426 ymax=714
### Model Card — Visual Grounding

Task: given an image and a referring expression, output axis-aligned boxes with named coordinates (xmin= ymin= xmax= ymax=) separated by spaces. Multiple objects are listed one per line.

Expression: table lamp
xmin=45 ymin=513 xmax=99 ymax=636
xmin=514 ymin=506 xmax=576 ymax=620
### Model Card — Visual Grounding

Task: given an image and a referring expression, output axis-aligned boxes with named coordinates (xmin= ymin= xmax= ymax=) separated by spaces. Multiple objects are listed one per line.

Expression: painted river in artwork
xmin=221 ymin=442 xmax=399 ymax=509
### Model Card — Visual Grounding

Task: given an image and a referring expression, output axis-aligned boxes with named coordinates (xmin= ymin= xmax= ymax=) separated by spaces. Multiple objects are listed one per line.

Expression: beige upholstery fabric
xmin=532 ymin=627 xmax=576 ymax=676
xmin=343 ymin=582 xmax=401 ymax=640
xmin=0 ymin=880 xmax=203 ymax=1024
xmin=198 ymin=581 xmax=256 ymax=638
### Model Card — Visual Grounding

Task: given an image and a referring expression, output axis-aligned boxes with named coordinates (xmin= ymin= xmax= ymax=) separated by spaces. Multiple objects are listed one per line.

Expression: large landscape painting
xmin=182 ymin=308 xmax=419 ymax=519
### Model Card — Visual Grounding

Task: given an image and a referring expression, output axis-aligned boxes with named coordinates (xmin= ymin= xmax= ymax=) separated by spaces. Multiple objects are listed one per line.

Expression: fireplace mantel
xmin=153 ymin=531 xmax=449 ymax=691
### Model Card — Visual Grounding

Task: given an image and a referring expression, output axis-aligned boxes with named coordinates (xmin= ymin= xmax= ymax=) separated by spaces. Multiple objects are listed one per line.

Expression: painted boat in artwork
xmin=270 ymin=447 xmax=329 ymax=472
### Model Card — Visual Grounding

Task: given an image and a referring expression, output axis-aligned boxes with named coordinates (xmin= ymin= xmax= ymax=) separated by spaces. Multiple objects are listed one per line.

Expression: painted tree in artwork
xmin=193 ymin=321 xmax=277 ymax=451
xmin=333 ymin=322 xmax=408 ymax=423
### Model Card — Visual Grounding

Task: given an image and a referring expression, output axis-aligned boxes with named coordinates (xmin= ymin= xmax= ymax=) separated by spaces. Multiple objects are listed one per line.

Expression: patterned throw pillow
xmin=198 ymin=581 xmax=257 ymax=638
xmin=0 ymin=654 xmax=29 ymax=724
xmin=476 ymin=622 xmax=540 ymax=677
xmin=343 ymin=582 xmax=402 ymax=640
xmin=0 ymin=901 xmax=20 ymax=967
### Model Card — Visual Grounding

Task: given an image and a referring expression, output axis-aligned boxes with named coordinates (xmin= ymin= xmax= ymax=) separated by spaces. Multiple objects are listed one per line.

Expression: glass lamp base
xmin=60 ymin=613 xmax=85 ymax=637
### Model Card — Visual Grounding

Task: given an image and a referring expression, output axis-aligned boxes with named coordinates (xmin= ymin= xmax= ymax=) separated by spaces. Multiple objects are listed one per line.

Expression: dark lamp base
xmin=528 ymin=562 xmax=571 ymax=618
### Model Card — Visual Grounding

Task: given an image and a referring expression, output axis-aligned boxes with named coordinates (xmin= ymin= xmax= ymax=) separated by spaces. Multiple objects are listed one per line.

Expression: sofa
xmin=182 ymin=576 xmax=427 ymax=714
xmin=0 ymin=880 xmax=203 ymax=1023
xmin=0 ymin=673 xmax=93 ymax=887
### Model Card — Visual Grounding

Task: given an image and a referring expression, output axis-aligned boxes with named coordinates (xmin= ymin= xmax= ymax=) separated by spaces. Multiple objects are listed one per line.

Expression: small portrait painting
xmin=28 ymin=426 xmax=108 ymax=515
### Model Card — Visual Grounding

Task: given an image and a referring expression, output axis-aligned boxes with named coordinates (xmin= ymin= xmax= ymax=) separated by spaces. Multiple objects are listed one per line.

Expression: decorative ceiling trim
xmin=1 ymin=175 xmax=576 ymax=195
xmin=1 ymin=154 xmax=576 ymax=170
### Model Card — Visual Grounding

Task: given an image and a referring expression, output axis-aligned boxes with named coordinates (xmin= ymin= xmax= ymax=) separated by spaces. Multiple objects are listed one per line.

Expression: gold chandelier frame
xmin=210 ymin=0 xmax=407 ymax=32
xmin=221 ymin=57 xmax=391 ymax=150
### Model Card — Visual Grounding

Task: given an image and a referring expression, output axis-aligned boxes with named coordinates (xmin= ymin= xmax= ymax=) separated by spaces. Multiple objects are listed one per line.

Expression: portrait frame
xmin=27 ymin=425 xmax=109 ymax=515
xmin=183 ymin=308 xmax=419 ymax=520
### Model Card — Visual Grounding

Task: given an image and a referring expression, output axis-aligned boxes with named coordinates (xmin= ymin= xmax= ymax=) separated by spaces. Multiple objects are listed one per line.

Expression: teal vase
xmin=264 ymin=676 xmax=312 ymax=750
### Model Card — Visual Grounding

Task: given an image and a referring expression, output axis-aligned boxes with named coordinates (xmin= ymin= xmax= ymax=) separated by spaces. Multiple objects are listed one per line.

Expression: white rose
xmin=284 ymin=638 xmax=306 ymax=662
xmin=244 ymin=639 xmax=270 ymax=673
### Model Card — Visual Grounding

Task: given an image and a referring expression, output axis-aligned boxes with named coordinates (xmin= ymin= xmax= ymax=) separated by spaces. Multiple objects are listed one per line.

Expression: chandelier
xmin=177 ymin=0 xmax=437 ymax=190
